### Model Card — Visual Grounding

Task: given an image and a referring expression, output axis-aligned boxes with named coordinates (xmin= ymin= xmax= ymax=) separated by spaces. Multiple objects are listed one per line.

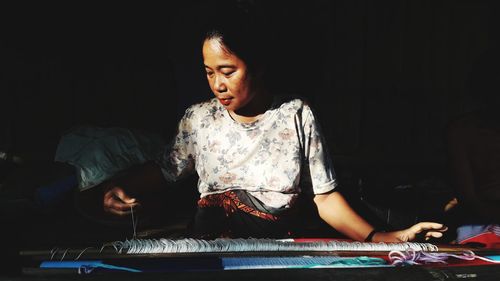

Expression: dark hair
xmin=201 ymin=1 xmax=270 ymax=76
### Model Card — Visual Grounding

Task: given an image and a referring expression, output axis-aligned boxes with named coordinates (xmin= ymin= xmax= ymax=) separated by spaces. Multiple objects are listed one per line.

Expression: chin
xmin=227 ymin=102 xmax=241 ymax=112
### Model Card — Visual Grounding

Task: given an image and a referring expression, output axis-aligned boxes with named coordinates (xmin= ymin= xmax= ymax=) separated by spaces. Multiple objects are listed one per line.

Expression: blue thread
xmin=222 ymin=256 xmax=387 ymax=270
xmin=40 ymin=261 xmax=141 ymax=273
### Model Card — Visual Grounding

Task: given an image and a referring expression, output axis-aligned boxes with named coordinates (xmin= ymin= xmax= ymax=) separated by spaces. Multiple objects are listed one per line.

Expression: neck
xmin=230 ymin=90 xmax=273 ymax=123
xmin=228 ymin=112 xmax=262 ymax=123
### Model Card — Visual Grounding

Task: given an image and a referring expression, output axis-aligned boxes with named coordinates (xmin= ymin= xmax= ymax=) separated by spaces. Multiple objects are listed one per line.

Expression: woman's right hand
xmin=103 ymin=186 xmax=140 ymax=215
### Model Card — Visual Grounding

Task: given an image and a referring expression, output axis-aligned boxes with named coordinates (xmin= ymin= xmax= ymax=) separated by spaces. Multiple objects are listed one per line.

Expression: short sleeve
xmin=301 ymin=105 xmax=337 ymax=194
xmin=156 ymin=107 xmax=197 ymax=182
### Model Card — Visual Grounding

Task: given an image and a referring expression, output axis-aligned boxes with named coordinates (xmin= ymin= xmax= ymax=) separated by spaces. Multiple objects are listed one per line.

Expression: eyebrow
xmin=204 ymin=64 xmax=237 ymax=70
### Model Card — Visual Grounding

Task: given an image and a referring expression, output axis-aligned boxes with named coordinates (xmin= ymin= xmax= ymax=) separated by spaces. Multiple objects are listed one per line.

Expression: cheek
xmin=234 ymin=76 xmax=251 ymax=96
xmin=231 ymin=84 xmax=246 ymax=99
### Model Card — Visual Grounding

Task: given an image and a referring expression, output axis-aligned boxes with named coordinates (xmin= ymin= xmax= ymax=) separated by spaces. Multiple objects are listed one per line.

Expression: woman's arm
xmin=313 ymin=191 xmax=373 ymax=241
xmin=314 ymin=192 xmax=447 ymax=242
xmin=103 ymin=106 xmax=199 ymax=216
xmin=103 ymin=161 xmax=168 ymax=215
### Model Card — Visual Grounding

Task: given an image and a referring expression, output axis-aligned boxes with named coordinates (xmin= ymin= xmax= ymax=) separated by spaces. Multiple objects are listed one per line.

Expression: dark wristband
xmin=364 ymin=229 xmax=378 ymax=242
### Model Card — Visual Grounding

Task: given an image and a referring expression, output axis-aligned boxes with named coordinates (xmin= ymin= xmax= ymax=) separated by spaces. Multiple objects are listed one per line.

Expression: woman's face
xmin=203 ymin=38 xmax=255 ymax=113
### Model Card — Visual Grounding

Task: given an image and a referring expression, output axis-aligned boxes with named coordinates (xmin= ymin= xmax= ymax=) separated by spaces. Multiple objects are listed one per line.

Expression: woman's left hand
xmin=375 ymin=222 xmax=448 ymax=242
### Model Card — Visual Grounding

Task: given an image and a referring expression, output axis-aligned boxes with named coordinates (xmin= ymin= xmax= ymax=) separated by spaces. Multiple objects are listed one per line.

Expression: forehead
xmin=203 ymin=39 xmax=245 ymax=67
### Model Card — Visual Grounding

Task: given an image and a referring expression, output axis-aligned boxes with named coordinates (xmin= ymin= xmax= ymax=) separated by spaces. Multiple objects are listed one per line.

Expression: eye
xmin=206 ymin=71 xmax=214 ymax=78
xmin=222 ymin=70 xmax=235 ymax=77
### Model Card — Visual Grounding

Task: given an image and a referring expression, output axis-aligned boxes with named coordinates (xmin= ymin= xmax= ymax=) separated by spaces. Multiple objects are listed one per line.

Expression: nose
xmin=213 ymin=75 xmax=227 ymax=93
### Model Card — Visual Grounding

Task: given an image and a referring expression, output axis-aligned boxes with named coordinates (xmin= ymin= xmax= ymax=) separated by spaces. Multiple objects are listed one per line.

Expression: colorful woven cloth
xmin=456 ymin=224 xmax=500 ymax=248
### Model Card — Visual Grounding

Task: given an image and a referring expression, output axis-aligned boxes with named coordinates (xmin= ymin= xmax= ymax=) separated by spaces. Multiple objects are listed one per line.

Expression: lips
xmin=218 ymin=97 xmax=232 ymax=106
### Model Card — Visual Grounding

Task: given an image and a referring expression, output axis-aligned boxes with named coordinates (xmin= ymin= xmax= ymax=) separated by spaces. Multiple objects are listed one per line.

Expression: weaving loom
xmin=23 ymin=238 xmax=440 ymax=260
xmin=18 ymin=237 xmax=500 ymax=280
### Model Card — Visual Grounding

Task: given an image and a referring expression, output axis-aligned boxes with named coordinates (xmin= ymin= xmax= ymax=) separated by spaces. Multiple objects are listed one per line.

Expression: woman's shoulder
xmin=272 ymin=94 xmax=313 ymax=112
xmin=271 ymin=95 xmax=318 ymax=125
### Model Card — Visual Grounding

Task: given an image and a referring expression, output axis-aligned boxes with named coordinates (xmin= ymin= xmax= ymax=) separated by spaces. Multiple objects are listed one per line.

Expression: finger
xmin=425 ymin=231 xmax=444 ymax=238
xmin=104 ymin=203 xmax=139 ymax=216
xmin=112 ymin=188 xmax=137 ymax=204
xmin=110 ymin=199 xmax=140 ymax=211
xmin=108 ymin=199 xmax=140 ymax=211
xmin=104 ymin=196 xmax=139 ymax=213
xmin=424 ymin=231 xmax=444 ymax=241
xmin=410 ymin=224 xmax=424 ymax=234
xmin=415 ymin=222 xmax=446 ymax=231
xmin=107 ymin=207 xmax=132 ymax=216
xmin=437 ymin=226 xmax=448 ymax=232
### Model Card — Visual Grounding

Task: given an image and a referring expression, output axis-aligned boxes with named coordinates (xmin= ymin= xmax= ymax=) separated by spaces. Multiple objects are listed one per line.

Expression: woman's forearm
xmin=313 ymin=191 xmax=375 ymax=242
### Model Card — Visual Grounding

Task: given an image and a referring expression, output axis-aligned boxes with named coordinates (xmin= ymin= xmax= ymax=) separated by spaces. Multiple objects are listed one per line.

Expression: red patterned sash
xmin=198 ymin=191 xmax=279 ymax=221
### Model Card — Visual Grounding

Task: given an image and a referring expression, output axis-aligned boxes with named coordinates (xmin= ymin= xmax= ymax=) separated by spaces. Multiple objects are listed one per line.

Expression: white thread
xmin=50 ymin=248 xmax=58 ymax=260
xmin=60 ymin=248 xmax=70 ymax=261
xmin=130 ymin=205 xmax=137 ymax=239
xmin=111 ymin=238 xmax=439 ymax=254
xmin=74 ymin=247 xmax=93 ymax=260
xmin=100 ymin=243 xmax=113 ymax=253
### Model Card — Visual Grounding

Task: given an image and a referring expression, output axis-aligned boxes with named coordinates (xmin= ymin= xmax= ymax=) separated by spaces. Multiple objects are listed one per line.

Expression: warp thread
xmin=130 ymin=205 xmax=138 ymax=239
xmin=51 ymin=205 xmax=139 ymax=262
xmin=112 ymin=238 xmax=439 ymax=254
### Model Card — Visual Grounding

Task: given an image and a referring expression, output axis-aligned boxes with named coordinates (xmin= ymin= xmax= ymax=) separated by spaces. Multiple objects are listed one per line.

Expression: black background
xmin=1 ymin=0 xmax=499 ymax=276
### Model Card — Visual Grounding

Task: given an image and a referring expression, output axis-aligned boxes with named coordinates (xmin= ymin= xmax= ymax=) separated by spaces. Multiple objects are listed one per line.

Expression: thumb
xmin=113 ymin=188 xmax=137 ymax=204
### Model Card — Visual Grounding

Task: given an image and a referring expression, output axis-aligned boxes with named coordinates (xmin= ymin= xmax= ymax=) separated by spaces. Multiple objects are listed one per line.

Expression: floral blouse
xmin=158 ymin=97 xmax=337 ymax=209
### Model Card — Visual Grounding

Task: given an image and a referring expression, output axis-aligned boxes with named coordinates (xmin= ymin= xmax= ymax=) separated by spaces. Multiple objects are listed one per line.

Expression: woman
xmin=103 ymin=6 xmax=447 ymax=242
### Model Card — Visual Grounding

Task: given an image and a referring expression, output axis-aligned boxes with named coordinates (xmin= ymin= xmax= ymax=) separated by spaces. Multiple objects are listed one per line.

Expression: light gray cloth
xmin=55 ymin=126 xmax=164 ymax=191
